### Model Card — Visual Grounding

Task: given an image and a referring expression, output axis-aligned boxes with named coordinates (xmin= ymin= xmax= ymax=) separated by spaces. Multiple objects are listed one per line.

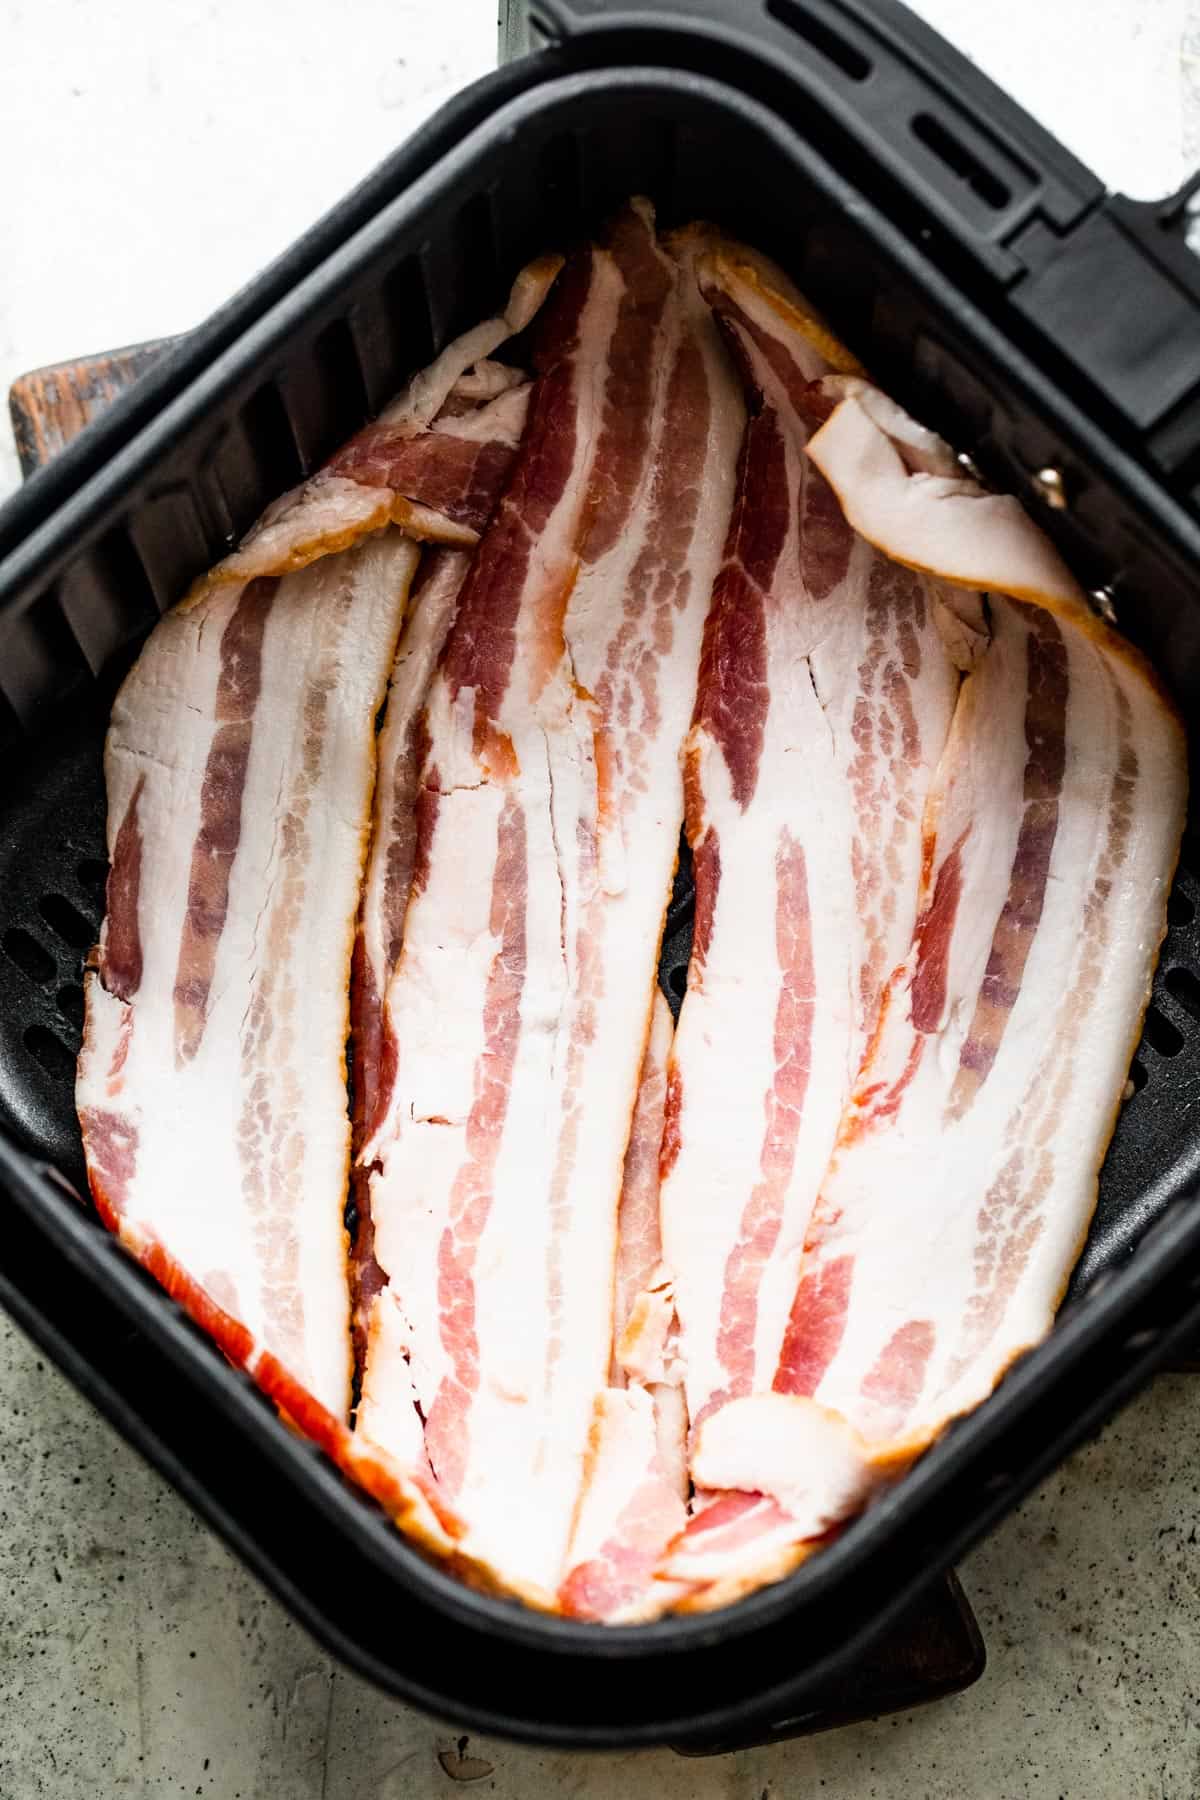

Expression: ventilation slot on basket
xmin=313 ymin=320 xmax=370 ymax=451
xmin=76 ymin=859 xmax=109 ymax=906
xmin=381 ymin=255 xmax=435 ymax=376
xmin=57 ymin=527 xmax=163 ymax=676
xmin=537 ymin=132 xmax=584 ymax=223
xmin=0 ymin=588 xmax=93 ymax=729
xmin=456 ymin=193 xmax=501 ymax=331
xmin=1165 ymin=966 xmax=1200 ymax=1022
xmin=1127 ymin=1057 xmax=1149 ymax=1096
xmin=1168 ymin=885 xmax=1197 ymax=927
xmin=37 ymin=893 xmax=96 ymax=950
xmin=910 ymin=114 xmax=1012 ymax=211
xmin=56 ymin=984 xmax=85 ymax=1031
xmin=23 ymin=1024 xmax=76 ymax=1083
xmin=2 ymin=927 xmax=55 ymax=985
xmin=765 ymin=0 xmax=872 ymax=80
xmin=240 ymin=384 xmax=303 ymax=490
xmin=1142 ymin=1002 xmax=1185 ymax=1059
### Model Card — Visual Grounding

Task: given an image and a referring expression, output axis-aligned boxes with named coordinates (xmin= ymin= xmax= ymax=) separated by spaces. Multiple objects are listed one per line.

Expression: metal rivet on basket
xmin=956 ymin=450 xmax=983 ymax=481
xmin=1088 ymin=586 xmax=1119 ymax=624
xmin=1032 ymin=466 xmax=1068 ymax=510
xmin=1184 ymin=186 xmax=1200 ymax=257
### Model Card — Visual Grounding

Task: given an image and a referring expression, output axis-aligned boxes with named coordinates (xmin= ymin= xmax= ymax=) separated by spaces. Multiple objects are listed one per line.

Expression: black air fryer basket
xmin=3 ymin=0 xmax=1200 ymax=1748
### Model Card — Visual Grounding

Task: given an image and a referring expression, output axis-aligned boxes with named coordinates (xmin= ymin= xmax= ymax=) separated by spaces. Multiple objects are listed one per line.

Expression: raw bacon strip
xmin=359 ymin=201 xmax=744 ymax=1599
xmin=330 ymin=380 xmax=533 ymax=535
xmin=660 ymin=1490 xmax=801 ymax=1589
xmin=558 ymin=994 xmax=689 ymax=1620
xmin=77 ymin=534 xmax=421 ymax=1419
xmin=349 ymin=548 xmax=471 ymax=1360
xmin=611 ymin=990 xmax=675 ymax=1370
xmin=352 ymin=235 xmax=628 ymax=1605
xmin=661 ymin=387 xmax=1186 ymax=1589
xmin=350 ymin=377 xmax=541 ymax=1361
xmin=187 ymin=255 xmax=561 ymax=599
xmin=659 ymin=249 xmax=967 ymax=1437
xmin=77 ymin=530 xmax=517 ymax=1586
xmin=353 ymin=549 xmax=472 ymax=1148
xmin=557 ymin=1389 xmax=687 ymax=1622
xmin=772 ymin=591 xmax=1185 ymax=1435
xmin=611 ymin=994 xmax=687 ymax=1470
xmin=610 ymin=991 xmax=687 ymax=1500
xmin=809 ymin=383 xmax=1088 ymax=616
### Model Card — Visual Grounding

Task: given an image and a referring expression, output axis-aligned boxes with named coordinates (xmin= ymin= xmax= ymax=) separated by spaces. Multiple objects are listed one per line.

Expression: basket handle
xmin=524 ymin=0 xmax=1101 ymax=277
xmin=524 ymin=0 xmax=1200 ymax=477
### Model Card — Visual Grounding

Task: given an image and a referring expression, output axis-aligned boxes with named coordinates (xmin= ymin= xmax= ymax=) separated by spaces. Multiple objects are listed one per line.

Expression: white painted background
xmin=2 ymin=3 xmax=1199 ymax=1795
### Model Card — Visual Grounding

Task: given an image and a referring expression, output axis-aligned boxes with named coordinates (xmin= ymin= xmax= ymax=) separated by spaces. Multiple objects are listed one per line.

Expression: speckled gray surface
xmin=3 ymin=1315 xmax=1200 ymax=1797
xmin=5 ymin=2 xmax=1200 ymax=1795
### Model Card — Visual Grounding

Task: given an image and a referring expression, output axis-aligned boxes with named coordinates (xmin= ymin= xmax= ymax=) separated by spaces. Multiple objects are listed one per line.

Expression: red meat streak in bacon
xmin=348 ymin=404 xmax=542 ymax=1363
xmin=558 ymin=1472 xmax=678 ymax=1620
xmin=173 ymin=577 xmax=275 ymax=1064
xmin=690 ymin=408 xmax=783 ymax=812
xmin=422 ymin=797 xmax=527 ymax=1496
xmin=949 ymin=610 xmax=1068 ymax=1115
xmin=440 ymin=253 xmax=595 ymax=732
xmin=673 ymin=360 xmax=852 ymax=1416
xmin=350 ymin=709 xmax=437 ymax=1340
xmin=774 ymin=608 xmax=1070 ymax=1398
xmin=187 ymin=257 xmax=562 ymax=602
xmin=350 ymin=555 xmax=470 ymax=1363
xmin=83 ymin=1150 xmax=466 ymax=1549
xmin=559 ymin=996 xmax=688 ymax=1620
xmin=330 ymin=431 xmax=517 ymax=535
xmin=103 ymin=777 xmax=146 ymax=1002
xmin=541 ymin=218 xmax=686 ymax=1397
xmin=610 ymin=994 xmax=673 ymax=1382
xmin=712 ymin=830 xmax=814 ymax=1402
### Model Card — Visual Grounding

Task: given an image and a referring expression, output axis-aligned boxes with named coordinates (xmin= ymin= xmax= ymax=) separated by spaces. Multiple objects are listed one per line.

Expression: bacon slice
xmin=353 ymin=550 xmax=471 ymax=1150
xmin=557 ymin=1388 xmax=687 ymax=1622
xmin=77 ymin=534 xmax=421 ymax=1417
xmin=77 ymin=529 xmax=499 ymax=1582
xmin=187 ymin=256 xmax=560 ymax=602
xmin=349 ymin=368 xmax=546 ymax=1367
xmin=357 ymin=202 xmax=744 ymax=1598
xmin=611 ymin=995 xmax=687 ymax=1470
xmin=558 ymin=992 xmax=689 ymax=1619
xmin=349 ymin=548 xmax=470 ymax=1367
xmin=612 ymin=990 xmax=674 ymax=1373
xmin=658 ymin=251 xmax=968 ymax=1439
xmin=659 ymin=385 xmax=1187 ymax=1593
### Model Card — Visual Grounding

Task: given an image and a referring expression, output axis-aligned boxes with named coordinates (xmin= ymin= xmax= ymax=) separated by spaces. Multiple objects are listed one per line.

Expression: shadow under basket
xmin=3 ymin=0 xmax=1200 ymax=1748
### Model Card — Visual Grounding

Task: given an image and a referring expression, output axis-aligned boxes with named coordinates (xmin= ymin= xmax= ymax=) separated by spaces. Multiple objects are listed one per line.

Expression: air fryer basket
xmin=3 ymin=1 xmax=1200 ymax=1747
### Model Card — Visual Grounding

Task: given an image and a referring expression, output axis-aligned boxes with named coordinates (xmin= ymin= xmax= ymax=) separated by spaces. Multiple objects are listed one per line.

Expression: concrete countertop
xmin=2 ymin=2 xmax=1198 ymax=1794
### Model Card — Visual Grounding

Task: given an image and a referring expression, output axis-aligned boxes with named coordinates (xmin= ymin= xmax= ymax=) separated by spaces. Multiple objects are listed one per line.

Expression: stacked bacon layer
xmin=78 ymin=205 xmax=1186 ymax=1619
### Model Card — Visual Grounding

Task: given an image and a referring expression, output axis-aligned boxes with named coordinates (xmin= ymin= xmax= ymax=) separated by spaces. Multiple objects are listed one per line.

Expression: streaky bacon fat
xmin=656 ymin=379 xmax=1187 ymax=1599
xmin=78 ymin=536 xmax=421 ymax=1419
xmin=78 ymin=203 xmax=1186 ymax=1622
xmin=349 ymin=548 xmax=471 ymax=1369
xmin=186 ymin=255 xmax=561 ymax=602
xmin=357 ymin=202 xmax=744 ymax=1598
xmin=559 ymin=991 xmax=690 ymax=1619
xmin=349 ymin=373 xmax=549 ymax=1371
xmin=658 ymin=249 xmax=968 ymax=1443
